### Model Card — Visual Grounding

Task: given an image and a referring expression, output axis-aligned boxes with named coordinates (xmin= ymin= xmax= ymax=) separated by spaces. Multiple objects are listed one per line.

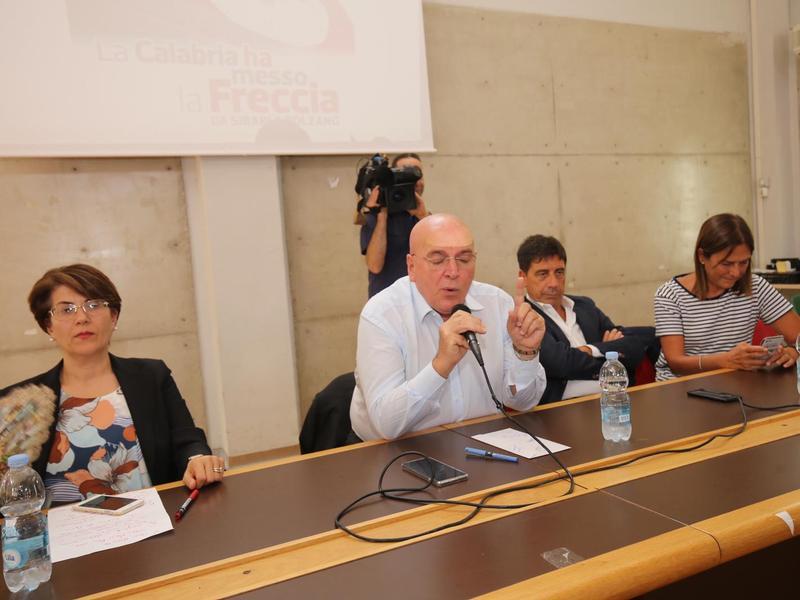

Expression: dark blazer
xmin=0 ymin=355 xmax=210 ymax=485
xmin=526 ymin=296 xmax=654 ymax=404
xmin=298 ymin=372 xmax=355 ymax=454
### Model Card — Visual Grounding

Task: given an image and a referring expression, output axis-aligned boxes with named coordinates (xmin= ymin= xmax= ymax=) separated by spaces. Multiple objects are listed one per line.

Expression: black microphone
xmin=451 ymin=303 xmax=484 ymax=366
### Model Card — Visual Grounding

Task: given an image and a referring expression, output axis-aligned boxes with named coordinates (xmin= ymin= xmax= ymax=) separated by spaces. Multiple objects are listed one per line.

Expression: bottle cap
xmin=7 ymin=454 xmax=30 ymax=468
xmin=605 ymin=351 xmax=619 ymax=360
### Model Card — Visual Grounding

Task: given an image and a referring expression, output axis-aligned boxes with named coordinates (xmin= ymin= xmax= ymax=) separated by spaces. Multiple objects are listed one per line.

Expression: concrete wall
xmin=282 ymin=4 xmax=753 ymax=417
xmin=0 ymin=157 xmax=206 ymax=429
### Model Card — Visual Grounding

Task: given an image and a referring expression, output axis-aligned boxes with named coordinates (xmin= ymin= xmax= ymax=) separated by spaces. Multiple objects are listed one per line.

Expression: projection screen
xmin=0 ymin=0 xmax=434 ymax=156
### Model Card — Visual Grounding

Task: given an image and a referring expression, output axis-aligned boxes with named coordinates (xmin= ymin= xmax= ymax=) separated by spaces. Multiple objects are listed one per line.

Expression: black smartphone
xmin=687 ymin=388 xmax=740 ymax=403
xmin=402 ymin=457 xmax=468 ymax=487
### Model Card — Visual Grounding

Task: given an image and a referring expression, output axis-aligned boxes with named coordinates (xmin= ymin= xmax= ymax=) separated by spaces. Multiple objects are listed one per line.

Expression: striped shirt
xmin=653 ymin=274 xmax=791 ymax=380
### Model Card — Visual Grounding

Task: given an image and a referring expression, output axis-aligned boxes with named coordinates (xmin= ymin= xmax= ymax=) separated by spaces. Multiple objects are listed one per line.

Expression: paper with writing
xmin=471 ymin=428 xmax=570 ymax=459
xmin=48 ymin=487 xmax=173 ymax=563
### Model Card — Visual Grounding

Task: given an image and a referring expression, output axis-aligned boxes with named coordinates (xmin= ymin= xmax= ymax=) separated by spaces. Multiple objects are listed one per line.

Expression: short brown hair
xmin=694 ymin=213 xmax=754 ymax=299
xmin=28 ymin=264 xmax=122 ymax=332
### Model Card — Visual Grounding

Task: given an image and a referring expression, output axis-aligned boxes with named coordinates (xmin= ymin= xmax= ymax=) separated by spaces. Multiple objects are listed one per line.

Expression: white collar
xmin=527 ymin=293 xmax=573 ymax=312
xmin=412 ymin=281 xmax=485 ymax=324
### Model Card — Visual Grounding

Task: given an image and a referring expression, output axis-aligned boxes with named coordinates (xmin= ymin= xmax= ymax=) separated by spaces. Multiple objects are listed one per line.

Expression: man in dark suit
xmin=517 ymin=235 xmax=659 ymax=404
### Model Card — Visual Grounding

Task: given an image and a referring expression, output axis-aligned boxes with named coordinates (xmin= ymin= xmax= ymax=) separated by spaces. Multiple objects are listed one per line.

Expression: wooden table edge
xmin=474 ymin=526 xmax=720 ymax=600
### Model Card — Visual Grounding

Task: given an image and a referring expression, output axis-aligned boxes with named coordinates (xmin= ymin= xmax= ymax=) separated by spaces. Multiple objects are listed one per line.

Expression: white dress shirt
xmin=351 ymin=277 xmax=547 ymax=440
xmin=530 ymin=295 xmax=602 ymax=399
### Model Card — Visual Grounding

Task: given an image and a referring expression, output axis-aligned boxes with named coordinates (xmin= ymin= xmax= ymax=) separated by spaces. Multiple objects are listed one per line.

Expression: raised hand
xmin=506 ymin=277 xmax=545 ymax=354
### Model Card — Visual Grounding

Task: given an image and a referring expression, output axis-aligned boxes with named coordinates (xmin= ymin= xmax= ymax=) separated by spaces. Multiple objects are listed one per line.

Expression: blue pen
xmin=465 ymin=446 xmax=519 ymax=463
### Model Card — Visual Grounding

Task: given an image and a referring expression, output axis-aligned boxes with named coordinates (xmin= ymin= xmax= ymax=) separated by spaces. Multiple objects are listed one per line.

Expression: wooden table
xmin=5 ymin=368 xmax=799 ymax=599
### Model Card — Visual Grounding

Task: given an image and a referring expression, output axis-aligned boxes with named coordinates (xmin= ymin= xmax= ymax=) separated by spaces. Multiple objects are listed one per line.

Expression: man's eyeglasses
xmin=415 ymin=252 xmax=477 ymax=270
xmin=49 ymin=300 xmax=111 ymax=321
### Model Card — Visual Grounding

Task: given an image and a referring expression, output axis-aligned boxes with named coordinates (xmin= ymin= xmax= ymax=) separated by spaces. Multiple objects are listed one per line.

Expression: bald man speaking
xmin=350 ymin=214 xmax=547 ymax=441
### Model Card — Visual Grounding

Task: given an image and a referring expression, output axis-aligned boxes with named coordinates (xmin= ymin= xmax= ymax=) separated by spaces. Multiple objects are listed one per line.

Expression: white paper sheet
xmin=471 ymin=428 xmax=571 ymax=459
xmin=47 ymin=487 xmax=173 ymax=563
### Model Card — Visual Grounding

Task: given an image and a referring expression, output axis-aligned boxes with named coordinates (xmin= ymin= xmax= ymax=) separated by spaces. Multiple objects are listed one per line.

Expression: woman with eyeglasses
xmin=654 ymin=214 xmax=800 ymax=380
xmin=0 ymin=264 xmax=224 ymax=503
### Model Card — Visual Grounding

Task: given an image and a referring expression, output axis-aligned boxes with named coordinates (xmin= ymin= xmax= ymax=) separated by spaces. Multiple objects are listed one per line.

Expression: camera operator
xmin=358 ymin=153 xmax=430 ymax=298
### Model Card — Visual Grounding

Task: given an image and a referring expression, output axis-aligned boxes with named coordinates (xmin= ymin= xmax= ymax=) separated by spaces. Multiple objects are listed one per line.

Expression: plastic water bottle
xmin=1 ymin=454 xmax=51 ymax=593
xmin=599 ymin=351 xmax=631 ymax=442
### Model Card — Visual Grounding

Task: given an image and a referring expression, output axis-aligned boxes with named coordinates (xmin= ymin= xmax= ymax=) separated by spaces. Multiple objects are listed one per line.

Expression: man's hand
xmin=602 ymin=328 xmax=624 ymax=342
xmin=407 ymin=192 xmax=428 ymax=220
xmin=432 ymin=310 xmax=487 ymax=378
xmin=576 ymin=345 xmax=594 ymax=356
xmin=364 ymin=186 xmax=384 ymax=212
xmin=507 ymin=278 xmax=545 ymax=355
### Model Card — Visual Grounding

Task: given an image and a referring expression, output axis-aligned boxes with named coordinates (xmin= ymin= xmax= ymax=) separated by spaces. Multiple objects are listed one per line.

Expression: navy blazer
xmin=0 ymin=355 xmax=210 ymax=486
xmin=526 ymin=296 xmax=653 ymax=404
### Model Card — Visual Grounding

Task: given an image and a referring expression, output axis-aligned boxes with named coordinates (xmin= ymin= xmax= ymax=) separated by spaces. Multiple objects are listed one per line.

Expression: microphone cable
xmin=335 ymin=395 xmax=753 ymax=543
xmin=335 ymin=309 xmax=763 ymax=542
xmin=335 ymin=343 xmax=577 ymax=543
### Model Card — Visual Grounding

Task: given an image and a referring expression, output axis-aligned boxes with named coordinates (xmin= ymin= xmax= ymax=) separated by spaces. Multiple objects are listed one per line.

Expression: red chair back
xmin=634 ymin=355 xmax=656 ymax=385
xmin=752 ymin=319 xmax=777 ymax=344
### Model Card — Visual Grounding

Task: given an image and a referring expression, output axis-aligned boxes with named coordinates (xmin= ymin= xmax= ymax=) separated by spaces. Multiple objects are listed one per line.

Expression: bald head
xmin=407 ymin=214 xmax=476 ymax=316
xmin=409 ymin=214 xmax=473 ymax=255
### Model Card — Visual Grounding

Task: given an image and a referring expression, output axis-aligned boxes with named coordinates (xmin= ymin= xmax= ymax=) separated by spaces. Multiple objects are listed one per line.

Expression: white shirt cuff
xmin=587 ymin=344 xmax=602 ymax=358
xmin=407 ymin=362 xmax=447 ymax=400
xmin=510 ymin=354 xmax=541 ymax=386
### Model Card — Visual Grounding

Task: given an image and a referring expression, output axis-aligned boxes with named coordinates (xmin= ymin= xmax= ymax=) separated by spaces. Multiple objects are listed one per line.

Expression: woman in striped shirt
xmin=654 ymin=214 xmax=800 ymax=380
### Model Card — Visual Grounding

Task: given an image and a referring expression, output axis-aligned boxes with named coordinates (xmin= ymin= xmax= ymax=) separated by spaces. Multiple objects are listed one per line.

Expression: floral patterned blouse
xmin=45 ymin=388 xmax=152 ymax=502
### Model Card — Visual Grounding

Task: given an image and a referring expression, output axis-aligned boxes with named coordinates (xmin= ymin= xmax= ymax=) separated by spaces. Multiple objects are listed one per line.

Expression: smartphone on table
xmin=73 ymin=494 xmax=143 ymax=515
xmin=402 ymin=457 xmax=468 ymax=487
xmin=687 ymin=388 xmax=739 ymax=403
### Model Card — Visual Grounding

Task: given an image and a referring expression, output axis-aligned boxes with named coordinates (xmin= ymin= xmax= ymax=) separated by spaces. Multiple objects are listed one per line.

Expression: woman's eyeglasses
xmin=49 ymin=300 xmax=111 ymax=321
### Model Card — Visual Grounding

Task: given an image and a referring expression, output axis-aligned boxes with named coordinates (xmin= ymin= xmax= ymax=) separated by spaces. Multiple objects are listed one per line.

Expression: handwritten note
xmin=472 ymin=428 xmax=570 ymax=459
xmin=48 ymin=488 xmax=173 ymax=563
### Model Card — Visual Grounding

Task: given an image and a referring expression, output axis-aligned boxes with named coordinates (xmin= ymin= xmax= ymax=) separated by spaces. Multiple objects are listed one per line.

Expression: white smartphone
xmin=761 ymin=335 xmax=785 ymax=355
xmin=402 ymin=457 xmax=468 ymax=487
xmin=73 ymin=494 xmax=143 ymax=515
xmin=760 ymin=335 xmax=785 ymax=370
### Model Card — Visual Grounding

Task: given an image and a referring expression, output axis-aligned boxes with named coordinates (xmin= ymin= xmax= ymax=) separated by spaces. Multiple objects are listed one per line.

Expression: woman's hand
xmin=765 ymin=345 xmax=799 ymax=369
xmin=182 ymin=455 xmax=226 ymax=490
xmin=723 ymin=342 xmax=769 ymax=370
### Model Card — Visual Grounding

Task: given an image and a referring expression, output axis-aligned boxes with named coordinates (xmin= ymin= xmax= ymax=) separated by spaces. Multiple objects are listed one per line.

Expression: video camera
xmin=354 ymin=153 xmax=422 ymax=215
